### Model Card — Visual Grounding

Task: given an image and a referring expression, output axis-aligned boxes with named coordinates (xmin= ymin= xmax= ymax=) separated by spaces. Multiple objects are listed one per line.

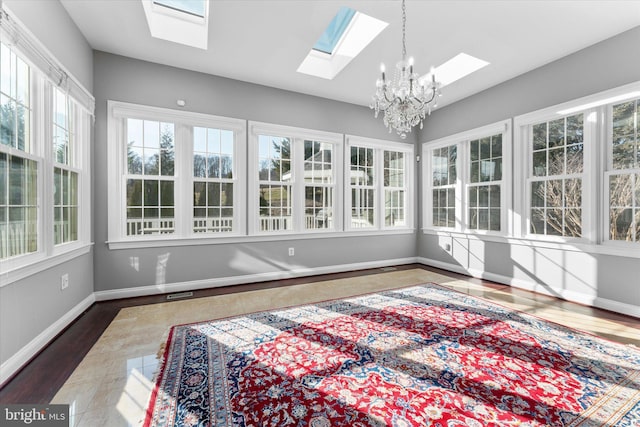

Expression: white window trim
xmin=0 ymin=46 xmax=93 ymax=284
xmin=422 ymin=120 xmax=511 ymax=236
xmin=248 ymin=121 xmax=344 ymax=236
xmin=514 ymin=106 xmax=597 ymax=244
xmin=601 ymin=85 xmax=640 ymax=247
xmin=50 ymin=92 xmax=91 ymax=255
xmin=107 ymin=101 xmax=247 ymax=246
xmin=345 ymin=135 xmax=415 ymax=232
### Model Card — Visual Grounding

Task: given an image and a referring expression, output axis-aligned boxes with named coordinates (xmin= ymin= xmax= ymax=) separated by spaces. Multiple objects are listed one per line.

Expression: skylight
xmin=419 ymin=53 xmax=489 ymax=87
xmin=141 ymin=0 xmax=209 ymax=50
xmin=313 ymin=7 xmax=357 ymax=54
xmin=298 ymin=8 xmax=388 ymax=80
xmin=153 ymin=0 xmax=206 ymax=18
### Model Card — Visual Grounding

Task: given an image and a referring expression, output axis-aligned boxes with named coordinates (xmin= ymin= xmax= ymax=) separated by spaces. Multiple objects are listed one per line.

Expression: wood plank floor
xmin=1 ymin=263 xmax=638 ymax=411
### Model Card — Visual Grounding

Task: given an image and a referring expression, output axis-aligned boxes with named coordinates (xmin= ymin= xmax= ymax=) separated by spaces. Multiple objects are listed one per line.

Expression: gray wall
xmin=93 ymin=51 xmax=417 ymax=293
xmin=4 ymin=0 xmax=93 ymax=91
xmin=417 ymin=26 xmax=640 ymax=310
xmin=0 ymin=1 xmax=94 ymax=370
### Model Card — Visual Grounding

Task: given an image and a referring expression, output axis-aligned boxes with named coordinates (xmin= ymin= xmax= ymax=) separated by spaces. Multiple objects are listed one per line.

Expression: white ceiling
xmin=60 ymin=0 xmax=640 ymax=108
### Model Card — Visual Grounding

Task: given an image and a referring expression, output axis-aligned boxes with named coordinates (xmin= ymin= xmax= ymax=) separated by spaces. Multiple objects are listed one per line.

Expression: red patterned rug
xmin=144 ymin=283 xmax=640 ymax=426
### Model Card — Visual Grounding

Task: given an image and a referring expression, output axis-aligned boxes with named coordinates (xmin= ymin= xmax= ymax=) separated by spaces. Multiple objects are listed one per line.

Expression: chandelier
xmin=370 ymin=0 xmax=441 ymax=139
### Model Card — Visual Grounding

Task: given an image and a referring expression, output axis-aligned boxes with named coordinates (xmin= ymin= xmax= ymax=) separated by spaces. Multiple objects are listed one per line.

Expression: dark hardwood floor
xmin=1 ymin=263 xmax=637 ymax=404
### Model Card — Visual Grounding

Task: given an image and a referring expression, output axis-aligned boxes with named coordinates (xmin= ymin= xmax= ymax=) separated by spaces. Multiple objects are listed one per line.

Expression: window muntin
xmin=304 ymin=140 xmax=334 ymax=230
xmin=193 ymin=127 xmax=235 ymax=233
xmin=0 ymin=43 xmax=30 ymax=152
xmin=258 ymin=134 xmax=292 ymax=232
xmin=0 ymin=153 xmax=37 ymax=259
xmin=347 ymin=136 xmax=413 ymax=232
xmin=53 ymin=167 xmax=78 ymax=244
xmin=528 ymin=114 xmax=584 ymax=237
xmin=349 ymin=146 xmax=375 ymax=228
xmin=249 ymin=123 xmax=342 ymax=236
xmin=0 ymin=42 xmax=37 ymax=260
xmin=109 ymin=102 xmax=246 ymax=244
xmin=431 ymin=145 xmax=456 ymax=228
xmin=384 ymin=150 xmax=406 ymax=227
xmin=153 ymin=0 xmax=206 ymax=18
xmin=608 ymin=98 xmax=639 ymax=242
xmin=125 ymin=119 xmax=175 ymax=235
xmin=468 ymin=134 xmax=502 ymax=231
xmin=52 ymin=88 xmax=81 ymax=245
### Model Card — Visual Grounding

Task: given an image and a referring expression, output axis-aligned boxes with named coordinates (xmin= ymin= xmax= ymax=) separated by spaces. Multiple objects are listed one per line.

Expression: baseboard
xmin=94 ymin=257 xmax=419 ymax=301
xmin=416 ymin=257 xmax=640 ymax=318
xmin=0 ymin=293 xmax=96 ymax=387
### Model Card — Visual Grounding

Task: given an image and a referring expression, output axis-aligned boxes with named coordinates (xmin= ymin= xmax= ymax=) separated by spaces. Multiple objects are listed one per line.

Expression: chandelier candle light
xmin=371 ymin=0 xmax=441 ymax=139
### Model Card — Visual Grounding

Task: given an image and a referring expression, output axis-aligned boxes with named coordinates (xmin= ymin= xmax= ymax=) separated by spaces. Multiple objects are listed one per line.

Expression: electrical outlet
xmin=288 ymin=247 xmax=295 ymax=256
xmin=61 ymin=273 xmax=69 ymax=290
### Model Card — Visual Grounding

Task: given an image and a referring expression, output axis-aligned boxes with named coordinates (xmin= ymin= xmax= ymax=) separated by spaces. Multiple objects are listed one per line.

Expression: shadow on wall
xmin=509 ymin=244 xmax=597 ymax=302
xmin=117 ymin=244 xmax=318 ymax=294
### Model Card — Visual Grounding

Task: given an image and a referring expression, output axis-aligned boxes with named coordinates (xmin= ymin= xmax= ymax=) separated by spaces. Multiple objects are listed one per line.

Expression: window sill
xmin=106 ymin=229 xmax=416 ymax=250
xmin=421 ymin=229 xmax=640 ymax=259
xmin=0 ymin=243 xmax=94 ymax=287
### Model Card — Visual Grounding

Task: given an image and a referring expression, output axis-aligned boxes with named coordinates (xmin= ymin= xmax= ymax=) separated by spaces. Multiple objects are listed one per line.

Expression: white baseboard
xmin=0 ymin=293 xmax=96 ymax=387
xmin=416 ymin=257 xmax=640 ymax=318
xmin=5 ymin=255 xmax=636 ymax=388
xmin=94 ymin=257 xmax=419 ymax=301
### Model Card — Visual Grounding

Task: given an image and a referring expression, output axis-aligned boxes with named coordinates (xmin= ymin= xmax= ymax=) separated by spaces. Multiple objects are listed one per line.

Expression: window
xmin=249 ymin=122 xmax=342 ymax=235
xmin=125 ymin=119 xmax=175 ymax=235
xmin=297 ymin=8 xmax=388 ymax=80
xmin=153 ymin=0 xmax=206 ymax=18
xmin=384 ymin=150 xmax=407 ymax=227
xmin=193 ymin=127 xmax=234 ymax=233
xmin=53 ymin=88 xmax=81 ymax=245
xmin=423 ymin=120 xmax=510 ymax=234
xmin=349 ymin=146 xmax=374 ymax=228
xmin=304 ymin=140 xmax=335 ymax=230
xmin=257 ymin=134 xmax=292 ymax=232
xmin=346 ymin=136 xmax=414 ymax=231
xmin=431 ymin=145 xmax=456 ymax=228
xmin=468 ymin=134 xmax=502 ymax=231
xmin=107 ymin=101 xmax=246 ymax=246
xmin=607 ymin=98 xmax=640 ymax=243
xmin=528 ymin=114 xmax=584 ymax=237
xmin=1 ymin=42 xmax=37 ymax=260
xmin=0 ymin=35 xmax=92 ymax=277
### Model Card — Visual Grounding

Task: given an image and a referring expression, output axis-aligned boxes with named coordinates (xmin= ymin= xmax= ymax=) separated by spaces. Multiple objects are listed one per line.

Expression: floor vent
xmin=166 ymin=291 xmax=194 ymax=300
xmin=380 ymin=267 xmax=397 ymax=272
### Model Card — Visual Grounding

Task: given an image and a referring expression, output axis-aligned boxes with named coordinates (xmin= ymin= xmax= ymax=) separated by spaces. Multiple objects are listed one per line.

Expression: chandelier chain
xmin=401 ymin=0 xmax=406 ymax=60
xmin=370 ymin=0 xmax=442 ymax=138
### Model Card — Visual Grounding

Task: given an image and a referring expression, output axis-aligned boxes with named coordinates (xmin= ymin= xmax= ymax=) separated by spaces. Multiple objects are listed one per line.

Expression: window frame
xmin=345 ymin=135 xmax=415 ymax=233
xmin=0 ymin=39 xmax=93 ymax=282
xmin=422 ymin=120 xmax=511 ymax=236
xmin=514 ymin=107 xmax=597 ymax=244
xmin=107 ymin=101 xmax=246 ymax=247
xmin=603 ymin=92 xmax=640 ymax=247
xmin=247 ymin=121 xmax=343 ymax=236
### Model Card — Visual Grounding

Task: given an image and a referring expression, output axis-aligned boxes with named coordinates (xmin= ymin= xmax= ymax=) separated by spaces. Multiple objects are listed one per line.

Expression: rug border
xmin=143 ymin=280 xmax=640 ymax=427
xmin=144 ymin=325 xmax=176 ymax=427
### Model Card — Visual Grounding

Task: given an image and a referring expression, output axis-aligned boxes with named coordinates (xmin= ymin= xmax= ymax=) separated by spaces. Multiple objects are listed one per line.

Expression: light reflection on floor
xmin=50 ymin=268 xmax=640 ymax=426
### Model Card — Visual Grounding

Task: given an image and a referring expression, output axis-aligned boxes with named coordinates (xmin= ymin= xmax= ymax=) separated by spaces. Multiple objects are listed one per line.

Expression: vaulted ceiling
xmin=61 ymin=0 xmax=640 ymax=108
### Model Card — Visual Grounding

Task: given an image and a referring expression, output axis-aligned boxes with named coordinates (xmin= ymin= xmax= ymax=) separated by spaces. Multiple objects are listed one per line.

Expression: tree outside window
xmin=608 ymin=99 xmax=639 ymax=242
xmin=529 ymin=114 xmax=584 ymax=237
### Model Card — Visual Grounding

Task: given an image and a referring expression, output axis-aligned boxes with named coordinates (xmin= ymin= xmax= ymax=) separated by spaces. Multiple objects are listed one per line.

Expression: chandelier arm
xmin=424 ymin=87 xmax=438 ymax=104
xmin=382 ymin=90 xmax=396 ymax=105
xmin=370 ymin=0 xmax=442 ymax=138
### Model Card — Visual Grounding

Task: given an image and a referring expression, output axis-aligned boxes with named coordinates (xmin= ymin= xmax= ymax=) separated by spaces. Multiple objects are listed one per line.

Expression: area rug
xmin=144 ymin=283 xmax=640 ymax=426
